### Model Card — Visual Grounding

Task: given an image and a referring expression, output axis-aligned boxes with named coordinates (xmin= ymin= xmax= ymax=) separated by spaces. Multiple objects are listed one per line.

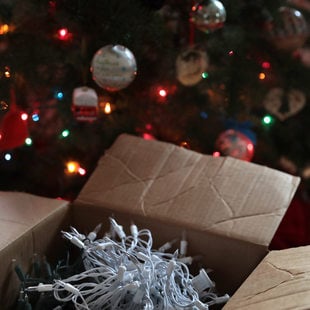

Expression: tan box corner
xmin=224 ymin=245 xmax=310 ymax=309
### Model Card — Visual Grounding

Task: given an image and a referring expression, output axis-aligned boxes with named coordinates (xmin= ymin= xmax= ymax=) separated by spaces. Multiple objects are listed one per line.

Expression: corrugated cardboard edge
xmin=223 ymin=246 xmax=310 ymax=309
xmin=0 ymin=192 xmax=70 ymax=308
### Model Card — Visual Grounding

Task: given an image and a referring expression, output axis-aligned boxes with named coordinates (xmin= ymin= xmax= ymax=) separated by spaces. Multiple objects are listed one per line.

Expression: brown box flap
xmin=76 ymin=134 xmax=300 ymax=248
xmin=0 ymin=191 xmax=69 ymax=251
xmin=224 ymin=246 xmax=310 ymax=309
xmin=0 ymin=191 xmax=70 ymax=308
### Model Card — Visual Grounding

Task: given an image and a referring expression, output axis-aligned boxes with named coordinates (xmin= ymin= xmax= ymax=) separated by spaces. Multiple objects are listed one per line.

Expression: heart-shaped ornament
xmin=263 ymin=87 xmax=306 ymax=121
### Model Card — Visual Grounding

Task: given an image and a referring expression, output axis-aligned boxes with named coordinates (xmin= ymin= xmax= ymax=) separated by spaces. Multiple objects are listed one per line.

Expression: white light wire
xmin=27 ymin=218 xmax=229 ymax=309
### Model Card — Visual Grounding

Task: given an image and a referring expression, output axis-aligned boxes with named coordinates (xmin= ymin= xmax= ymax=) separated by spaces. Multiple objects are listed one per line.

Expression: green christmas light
xmin=61 ymin=129 xmax=70 ymax=138
xmin=202 ymin=72 xmax=209 ymax=79
xmin=262 ymin=115 xmax=274 ymax=126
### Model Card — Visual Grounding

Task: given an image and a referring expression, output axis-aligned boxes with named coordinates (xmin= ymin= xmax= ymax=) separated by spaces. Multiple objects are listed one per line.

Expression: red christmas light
xmin=261 ymin=61 xmax=271 ymax=69
xmin=158 ymin=88 xmax=167 ymax=97
xmin=57 ymin=28 xmax=71 ymax=40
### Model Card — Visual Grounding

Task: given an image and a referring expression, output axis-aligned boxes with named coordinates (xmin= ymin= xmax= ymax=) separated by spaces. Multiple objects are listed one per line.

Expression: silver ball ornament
xmin=190 ymin=0 xmax=226 ymax=33
xmin=91 ymin=45 xmax=137 ymax=92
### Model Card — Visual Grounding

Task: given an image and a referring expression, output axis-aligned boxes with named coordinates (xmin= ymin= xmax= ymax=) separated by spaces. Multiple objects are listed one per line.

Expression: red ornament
xmin=0 ymin=90 xmax=29 ymax=150
xmin=215 ymin=129 xmax=255 ymax=162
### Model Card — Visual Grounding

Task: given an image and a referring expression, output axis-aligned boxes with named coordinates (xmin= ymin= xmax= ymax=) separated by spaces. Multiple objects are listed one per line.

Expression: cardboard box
xmin=223 ymin=245 xmax=310 ymax=309
xmin=0 ymin=134 xmax=300 ymax=308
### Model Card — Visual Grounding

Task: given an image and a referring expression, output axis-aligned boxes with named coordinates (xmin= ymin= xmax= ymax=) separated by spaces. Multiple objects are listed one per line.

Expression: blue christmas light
xmin=200 ymin=111 xmax=208 ymax=119
xmin=32 ymin=113 xmax=40 ymax=122
xmin=55 ymin=91 xmax=64 ymax=100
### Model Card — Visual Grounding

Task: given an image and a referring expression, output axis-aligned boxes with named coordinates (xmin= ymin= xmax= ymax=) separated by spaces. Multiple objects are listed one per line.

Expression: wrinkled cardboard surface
xmin=224 ymin=246 xmax=310 ymax=309
xmin=77 ymin=134 xmax=300 ymax=247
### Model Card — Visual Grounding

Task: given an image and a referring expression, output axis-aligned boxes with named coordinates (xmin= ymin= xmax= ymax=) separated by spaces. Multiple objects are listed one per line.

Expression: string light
xmin=21 ymin=113 xmax=28 ymax=121
xmin=180 ymin=141 xmax=190 ymax=149
xmin=258 ymin=72 xmax=266 ymax=80
xmin=78 ymin=167 xmax=86 ymax=176
xmin=213 ymin=151 xmax=221 ymax=157
xmin=158 ymin=88 xmax=167 ymax=98
xmin=142 ymin=133 xmax=155 ymax=140
xmin=61 ymin=129 xmax=70 ymax=138
xmin=200 ymin=111 xmax=208 ymax=119
xmin=4 ymin=153 xmax=12 ymax=161
xmin=261 ymin=61 xmax=271 ymax=69
xmin=65 ymin=161 xmax=86 ymax=176
xmin=57 ymin=28 xmax=71 ymax=40
xmin=0 ymin=24 xmax=9 ymax=35
xmin=262 ymin=114 xmax=274 ymax=126
xmin=201 ymin=72 xmax=209 ymax=79
xmin=247 ymin=143 xmax=254 ymax=152
xmin=103 ymin=102 xmax=112 ymax=114
xmin=55 ymin=91 xmax=64 ymax=100
xmin=4 ymin=66 xmax=10 ymax=78
xmin=25 ymin=137 xmax=32 ymax=146
xmin=31 ymin=113 xmax=39 ymax=122
xmin=65 ymin=161 xmax=80 ymax=174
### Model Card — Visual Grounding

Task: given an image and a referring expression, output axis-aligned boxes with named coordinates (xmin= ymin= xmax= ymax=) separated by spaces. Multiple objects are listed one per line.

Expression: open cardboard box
xmin=0 ymin=134 xmax=300 ymax=308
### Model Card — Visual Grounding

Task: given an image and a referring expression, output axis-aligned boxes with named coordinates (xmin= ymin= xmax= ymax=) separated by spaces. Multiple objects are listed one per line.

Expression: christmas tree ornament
xmin=265 ymin=6 xmax=309 ymax=52
xmin=0 ymin=95 xmax=29 ymax=151
xmin=287 ymin=0 xmax=310 ymax=13
xmin=263 ymin=87 xmax=306 ymax=121
xmin=90 ymin=45 xmax=137 ymax=92
xmin=294 ymin=47 xmax=310 ymax=67
xmin=215 ymin=129 xmax=255 ymax=162
xmin=190 ymin=0 xmax=226 ymax=33
xmin=176 ymin=46 xmax=209 ymax=86
xmin=72 ymin=86 xmax=98 ymax=122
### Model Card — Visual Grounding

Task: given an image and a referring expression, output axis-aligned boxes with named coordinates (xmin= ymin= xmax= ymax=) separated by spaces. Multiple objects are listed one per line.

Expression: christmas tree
xmin=0 ymin=0 xmax=309 ymax=204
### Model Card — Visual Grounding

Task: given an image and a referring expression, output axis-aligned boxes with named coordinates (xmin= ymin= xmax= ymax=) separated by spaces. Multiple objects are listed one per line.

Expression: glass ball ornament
xmin=215 ymin=129 xmax=255 ymax=162
xmin=90 ymin=45 xmax=137 ymax=92
xmin=190 ymin=0 xmax=226 ymax=33
xmin=265 ymin=6 xmax=309 ymax=52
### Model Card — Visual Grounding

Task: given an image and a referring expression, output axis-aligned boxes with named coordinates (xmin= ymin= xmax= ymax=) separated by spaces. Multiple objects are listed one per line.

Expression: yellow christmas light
xmin=0 ymin=24 xmax=9 ymax=35
xmin=258 ymin=72 xmax=266 ymax=80
xmin=103 ymin=102 xmax=112 ymax=114
xmin=4 ymin=67 xmax=10 ymax=78
xmin=66 ymin=161 xmax=80 ymax=174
